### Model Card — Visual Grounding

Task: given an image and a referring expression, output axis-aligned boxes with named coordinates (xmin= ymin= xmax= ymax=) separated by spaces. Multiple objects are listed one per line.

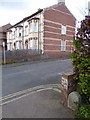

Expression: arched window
xmin=14 ymin=42 xmax=16 ymax=50
xmin=25 ymin=40 xmax=28 ymax=49
xmin=19 ymin=42 xmax=22 ymax=49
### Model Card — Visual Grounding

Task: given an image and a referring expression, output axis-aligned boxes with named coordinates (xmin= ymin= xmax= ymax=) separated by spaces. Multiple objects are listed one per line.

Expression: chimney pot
xmin=58 ymin=0 xmax=65 ymax=4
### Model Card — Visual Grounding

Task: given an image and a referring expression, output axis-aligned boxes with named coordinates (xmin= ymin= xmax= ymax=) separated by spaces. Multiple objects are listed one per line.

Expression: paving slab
xmin=2 ymin=89 xmax=74 ymax=118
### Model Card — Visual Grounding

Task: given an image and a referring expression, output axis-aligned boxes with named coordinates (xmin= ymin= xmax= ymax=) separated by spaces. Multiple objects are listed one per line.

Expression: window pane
xmin=29 ymin=23 xmax=32 ymax=33
xmin=19 ymin=28 xmax=22 ymax=37
xmin=19 ymin=33 xmax=21 ymax=37
xmin=10 ymin=43 xmax=12 ymax=50
xmin=9 ymin=33 xmax=12 ymax=39
xmin=14 ymin=31 xmax=15 ymax=39
xmin=34 ymin=22 xmax=38 ymax=32
xmin=61 ymin=40 xmax=66 ymax=51
xmin=34 ymin=39 xmax=38 ymax=49
xmin=61 ymin=25 xmax=66 ymax=34
xmin=29 ymin=40 xmax=33 ymax=49
xmin=16 ymin=42 xmax=18 ymax=49
xmin=15 ymin=29 xmax=17 ymax=38
xmin=7 ymin=44 xmax=10 ymax=50
xmin=19 ymin=42 xmax=22 ymax=49
xmin=25 ymin=26 xmax=28 ymax=35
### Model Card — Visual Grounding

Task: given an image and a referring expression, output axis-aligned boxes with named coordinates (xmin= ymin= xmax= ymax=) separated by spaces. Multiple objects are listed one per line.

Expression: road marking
xmin=1 ymin=88 xmax=61 ymax=106
xmin=0 ymin=84 xmax=62 ymax=106
xmin=1 ymin=84 xmax=61 ymax=101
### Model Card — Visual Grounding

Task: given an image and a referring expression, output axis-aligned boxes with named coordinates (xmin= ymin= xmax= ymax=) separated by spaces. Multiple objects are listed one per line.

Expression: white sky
xmin=0 ymin=0 xmax=89 ymax=27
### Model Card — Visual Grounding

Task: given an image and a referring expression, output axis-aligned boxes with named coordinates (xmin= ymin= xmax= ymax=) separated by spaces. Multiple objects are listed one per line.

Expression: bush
xmin=70 ymin=16 xmax=90 ymax=118
xmin=76 ymin=104 xmax=90 ymax=118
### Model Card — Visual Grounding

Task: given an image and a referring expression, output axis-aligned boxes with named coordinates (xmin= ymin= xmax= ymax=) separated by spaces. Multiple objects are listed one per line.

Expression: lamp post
xmin=3 ymin=42 xmax=6 ymax=64
xmin=38 ymin=18 xmax=40 ymax=54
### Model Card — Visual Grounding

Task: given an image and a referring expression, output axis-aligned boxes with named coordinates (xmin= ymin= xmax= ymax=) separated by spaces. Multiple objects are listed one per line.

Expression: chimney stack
xmin=58 ymin=0 xmax=65 ymax=4
xmin=88 ymin=1 xmax=90 ymax=16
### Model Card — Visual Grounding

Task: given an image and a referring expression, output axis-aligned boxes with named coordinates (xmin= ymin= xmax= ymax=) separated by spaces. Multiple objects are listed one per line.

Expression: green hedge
xmin=70 ymin=16 xmax=90 ymax=118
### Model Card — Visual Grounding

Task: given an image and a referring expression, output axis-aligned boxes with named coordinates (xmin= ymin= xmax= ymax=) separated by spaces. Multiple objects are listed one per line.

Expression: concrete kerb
xmin=2 ymin=58 xmax=70 ymax=68
xmin=0 ymin=84 xmax=61 ymax=106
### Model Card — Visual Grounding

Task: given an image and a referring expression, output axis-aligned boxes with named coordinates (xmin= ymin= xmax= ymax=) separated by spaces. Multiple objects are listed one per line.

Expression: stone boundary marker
xmin=60 ymin=72 xmax=81 ymax=110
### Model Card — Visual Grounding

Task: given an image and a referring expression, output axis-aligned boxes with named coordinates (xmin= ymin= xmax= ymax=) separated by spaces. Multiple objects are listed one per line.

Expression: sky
xmin=0 ymin=0 xmax=90 ymax=27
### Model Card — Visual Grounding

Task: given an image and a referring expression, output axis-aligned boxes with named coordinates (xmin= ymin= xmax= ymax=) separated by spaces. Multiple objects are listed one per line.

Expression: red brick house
xmin=43 ymin=1 xmax=76 ymax=57
xmin=7 ymin=0 xmax=76 ymax=58
xmin=0 ymin=23 xmax=12 ymax=51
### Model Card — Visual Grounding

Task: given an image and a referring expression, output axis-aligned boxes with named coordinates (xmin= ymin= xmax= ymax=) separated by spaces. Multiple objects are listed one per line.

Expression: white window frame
xmin=19 ymin=28 xmax=22 ymax=37
xmin=29 ymin=40 xmax=33 ymax=49
xmin=34 ymin=38 xmax=38 ymax=49
xmin=15 ymin=29 xmax=17 ymax=38
xmin=29 ymin=23 xmax=32 ymax=33
xmin=34 ymin=22 xmax=38 ymax=32
xmin=19 ymin=42 xmax=22 ymax=49
xmin=25 ymin=26 xmax=28 ymax=36
xmin=61 ymin=25 xmax=66 ymax=35
xmin=61 ymin=40 xmax=66 ymax=51
xmin=16 ymin=42 xmax=18 ymax=49
xmin=14 ymin=31 xmax=15 ymax=39
xmin=7 ymin=43 xmax=9 ymax=50
xmin=9 ymin=33 xmax=12 ymax=40
xmin=9 ymin=43 xmax=12 ymax=51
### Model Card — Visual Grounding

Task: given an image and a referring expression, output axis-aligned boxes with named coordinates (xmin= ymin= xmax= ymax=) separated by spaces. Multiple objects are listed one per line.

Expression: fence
xmin=2 ymin=49 xmax=42 ymax=64
xmin=0 ymin=51 xmax=2 ymax=64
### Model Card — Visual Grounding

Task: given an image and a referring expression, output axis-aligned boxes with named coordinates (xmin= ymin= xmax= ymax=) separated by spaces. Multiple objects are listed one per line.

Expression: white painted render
xmin=7 ymin=11 xmax=44 ymax=52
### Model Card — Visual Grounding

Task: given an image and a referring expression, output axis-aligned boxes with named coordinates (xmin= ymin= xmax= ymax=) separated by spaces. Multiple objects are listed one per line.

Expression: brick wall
xmin=43 ymin=3 xmax=75 ymax=58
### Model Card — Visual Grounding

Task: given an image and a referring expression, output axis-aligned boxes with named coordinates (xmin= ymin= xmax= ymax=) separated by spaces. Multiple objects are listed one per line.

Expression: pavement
xmin=2 ymin=57 xmax=70 ymax=68
xmin=2 ymin=58 xmax=74 ymax=118
xmin=2 ymin=85 xmax=75 ymax=118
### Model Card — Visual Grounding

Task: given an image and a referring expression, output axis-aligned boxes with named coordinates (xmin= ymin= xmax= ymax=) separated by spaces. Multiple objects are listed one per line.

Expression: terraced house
xmin=7 ymin=0 xmax=76 ymax=58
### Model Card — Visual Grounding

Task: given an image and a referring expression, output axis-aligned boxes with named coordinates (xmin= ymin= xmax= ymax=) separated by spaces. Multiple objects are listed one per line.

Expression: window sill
xmin=34 ymin=31 xmax=38 ymax=33
xmin=61 ymin=33 xmax=66 ymax=35
xmin=18 ymin=36 xmax=22 ymax=37
xmin=61 ymin=51 xmax=66 ymax=52
xmin=29 ymin=32 xmax=32 ymax=34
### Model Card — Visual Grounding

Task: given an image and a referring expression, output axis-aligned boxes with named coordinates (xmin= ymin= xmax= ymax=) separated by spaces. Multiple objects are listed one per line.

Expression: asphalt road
xmin=2 ymin=59 xmax=73 ymax=96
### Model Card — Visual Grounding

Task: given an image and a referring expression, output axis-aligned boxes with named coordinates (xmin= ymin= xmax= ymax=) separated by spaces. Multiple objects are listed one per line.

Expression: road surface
xmin=2 ymin=59 xmax=73 ymax=96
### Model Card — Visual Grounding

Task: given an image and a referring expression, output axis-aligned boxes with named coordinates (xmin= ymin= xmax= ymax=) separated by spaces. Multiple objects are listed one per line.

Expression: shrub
xmin=76 ymin=104 xmax=90 ymax=118
xmin=70 ymin=16 xmax=90 ymax=118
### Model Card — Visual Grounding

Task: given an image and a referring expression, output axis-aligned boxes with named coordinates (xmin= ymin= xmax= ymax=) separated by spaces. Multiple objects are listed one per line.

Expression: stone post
xmin=60 ymin=72 xmax=76 ymax=106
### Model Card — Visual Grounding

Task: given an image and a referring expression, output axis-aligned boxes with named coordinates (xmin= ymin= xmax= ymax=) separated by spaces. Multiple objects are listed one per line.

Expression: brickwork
xmin=6 ymin=3 xmax=76 ymax=59
xmin=0 ymin=24 xmax=12 ymax=51
xmin=43 ymin=3 xmax=76 ymax=58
